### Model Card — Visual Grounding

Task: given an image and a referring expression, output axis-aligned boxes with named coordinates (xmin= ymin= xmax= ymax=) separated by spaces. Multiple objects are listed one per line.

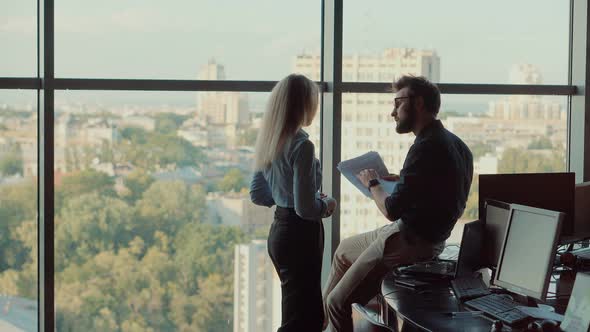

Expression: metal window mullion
xmin=49 ymin=79 xmax=278 ymax=92
xmin=0 ymin=78 xmax=41 ymax=89
xmin=38 ymin=0 xmax=55 ymax=331
xmin=338 ymin=82 xmax=576 ymax=95
xmin=39 ymin=78 xmax=328 ymax=92
xmin=570 ymin=0 xmax=590 ymax=182
xmin=321 ymin=0 xmax=343 ymax=277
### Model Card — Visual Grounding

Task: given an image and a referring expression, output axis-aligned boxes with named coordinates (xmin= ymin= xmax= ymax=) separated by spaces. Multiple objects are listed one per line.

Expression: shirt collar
xmin=415 ymin=119 xmax=443 ymax=143
xmin=296 ymin=128 xmax=309 ymax=138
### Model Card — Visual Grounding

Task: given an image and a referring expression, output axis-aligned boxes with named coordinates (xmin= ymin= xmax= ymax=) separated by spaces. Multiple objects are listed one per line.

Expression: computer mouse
xmin=490 ymin=320 xmax=504 ymax=332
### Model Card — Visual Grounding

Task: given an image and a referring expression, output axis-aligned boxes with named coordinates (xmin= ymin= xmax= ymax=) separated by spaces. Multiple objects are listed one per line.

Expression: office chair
xmin=352 ymin=303 xmax=396 ymax=332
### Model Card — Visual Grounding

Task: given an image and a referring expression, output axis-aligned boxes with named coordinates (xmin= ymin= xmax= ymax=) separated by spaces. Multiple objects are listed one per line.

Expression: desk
xmin=380 ymin=269 xmax=575 ymax=332
xmin=381 ymin=271 xmax=494 ymax=332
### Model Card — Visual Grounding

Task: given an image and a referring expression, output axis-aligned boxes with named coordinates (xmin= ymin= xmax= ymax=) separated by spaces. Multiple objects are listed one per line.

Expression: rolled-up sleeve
xmin=292 ymin=140 xmax=326 ymax=220
xmin=250 ymin=171 xmax=275 ymax=207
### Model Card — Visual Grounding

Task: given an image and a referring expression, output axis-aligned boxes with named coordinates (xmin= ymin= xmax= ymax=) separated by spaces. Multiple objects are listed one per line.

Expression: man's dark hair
xmin=392 ymin=75 xmax=441 ymax=116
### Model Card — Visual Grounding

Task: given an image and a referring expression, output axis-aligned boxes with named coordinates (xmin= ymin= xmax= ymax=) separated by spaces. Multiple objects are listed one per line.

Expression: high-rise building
xmin=294 ymin=48 xmax=440 ymax=238
xmin=197 ymin=60 xmax=250 ymax=126
xmin=509 ymin=63 xmax=543 ymax=85
xmin=294 ymin=48 xmax=440 ymax=83
xmin=490 ymin=64 xmax=565 ymax=121
xmin=196 ymin=60 xmax=250 ymax=149
xmin=233 ymin=240 xmax=281 ymax=332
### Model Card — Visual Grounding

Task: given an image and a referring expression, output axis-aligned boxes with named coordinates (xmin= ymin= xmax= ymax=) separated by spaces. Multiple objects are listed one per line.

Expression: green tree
xmin=116 ymin=131 xmax=205 ymax=170
xmin=0 ymin=144 xmax=23 ymax=176
xmin=464 ymin=177 xmax=479 ymax=220
xmin=57 ymin=170 xmax=116 ymax=211
xmin=174 ymin=224 xmax=244 ymax=294
xmin=121 ymin=127 xmax=149 ymax=144
xmin=498 ymin=148 xmax=565 ymax=173
xmin=154 ymin=113 xmax=190 ymax=135
xmin=0 ymin=219 xmax=38 ymax=299
xmin=99 ymin=139 xmax=114 ymax=163
xmin=55 ymin=192 xmax=134 ymax=269
xmin=135 ymin=181 xmax=206 ymax=244
xmin=469 ymin=142 xmax=493 ymax=159
xmin=527 ymin=137 xmax=553 ymax=149
xmin=0 ymin=180 xmax=36 ymax=271
xmin=191 ymin=273 xmax=234 ymax=331
xmin=216 ymin=168 xmax=247 ymax=192
xmin=122 ymin=169 xmax=155 ymax=204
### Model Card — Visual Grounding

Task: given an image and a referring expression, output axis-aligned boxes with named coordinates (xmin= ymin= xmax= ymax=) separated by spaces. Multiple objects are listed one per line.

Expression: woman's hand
xmin=320 ymin=193 xmax=337 ymax=218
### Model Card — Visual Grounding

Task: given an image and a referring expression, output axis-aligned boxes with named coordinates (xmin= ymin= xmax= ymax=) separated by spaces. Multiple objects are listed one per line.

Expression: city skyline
xmin=0 ymin=6 xmax=573 ymax=326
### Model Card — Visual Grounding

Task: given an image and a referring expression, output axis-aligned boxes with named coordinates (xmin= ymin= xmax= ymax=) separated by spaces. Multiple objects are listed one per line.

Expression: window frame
xmin=0 ymin=0 xmax=588 ymax=330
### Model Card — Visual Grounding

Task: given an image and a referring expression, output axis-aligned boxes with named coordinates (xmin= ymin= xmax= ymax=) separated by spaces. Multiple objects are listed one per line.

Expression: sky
xmin=0 ymin=0 xmax=570 ymax=106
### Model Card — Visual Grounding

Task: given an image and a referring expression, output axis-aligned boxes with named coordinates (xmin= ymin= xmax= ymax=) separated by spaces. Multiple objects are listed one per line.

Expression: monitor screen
xmin=494 ymin=204 xmax=564 ymax=301
xmin=483 ymin=199 xmax=511 ymax=268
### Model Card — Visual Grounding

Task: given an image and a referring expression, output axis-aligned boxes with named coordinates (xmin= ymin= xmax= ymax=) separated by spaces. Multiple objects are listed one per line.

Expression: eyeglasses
xmin=393 ymin=96 xmax=412 ymax=110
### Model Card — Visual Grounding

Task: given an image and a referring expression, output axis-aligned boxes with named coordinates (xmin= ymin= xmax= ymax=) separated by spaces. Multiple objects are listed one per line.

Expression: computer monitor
xmin=482 ymin=199 xmax=511 ymax=268
xmin=479 ymin=173 xmax=574 ymax=241
xmin=494 ymin=204 xmax=564 ymax=302
xmin=455 ymin=219 xmax=484 ymax=278
xmin=573 ymin=182 xmax=590 ymax=241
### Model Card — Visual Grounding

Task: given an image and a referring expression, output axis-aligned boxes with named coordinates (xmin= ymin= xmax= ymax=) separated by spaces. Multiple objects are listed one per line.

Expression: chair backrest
xmin=352 ymin=303 xmax=395 ymax=332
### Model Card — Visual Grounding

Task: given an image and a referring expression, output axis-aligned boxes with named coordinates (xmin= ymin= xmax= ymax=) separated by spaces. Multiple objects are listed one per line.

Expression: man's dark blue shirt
xmin=384 ymin=119 xmax=474 ymax=243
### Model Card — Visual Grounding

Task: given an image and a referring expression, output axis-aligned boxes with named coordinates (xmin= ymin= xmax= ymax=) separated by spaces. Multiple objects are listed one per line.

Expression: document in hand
xmin=337 ymin=151 xmax=398 ymax=198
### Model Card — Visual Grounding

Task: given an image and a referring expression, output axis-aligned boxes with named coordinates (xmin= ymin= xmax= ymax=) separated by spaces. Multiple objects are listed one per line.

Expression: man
xmin=323 ymin=75 xmax=473 ymax=332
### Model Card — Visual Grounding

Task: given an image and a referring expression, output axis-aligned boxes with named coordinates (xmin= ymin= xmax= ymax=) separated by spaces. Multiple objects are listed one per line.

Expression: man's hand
xmin=356 ymin=169 xmax=380 ymax=188
xmin=381 ymin=173 xmax=400 ymax=182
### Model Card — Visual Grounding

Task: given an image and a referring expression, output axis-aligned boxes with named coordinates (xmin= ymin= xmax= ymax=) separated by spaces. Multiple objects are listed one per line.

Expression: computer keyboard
xmin=572 ymin=247 xmax=590 ymax=259
xmin=464 ymin=294 xmax=529 ymax=325
xmin=451 ymin=277 xmax=491 ymax=301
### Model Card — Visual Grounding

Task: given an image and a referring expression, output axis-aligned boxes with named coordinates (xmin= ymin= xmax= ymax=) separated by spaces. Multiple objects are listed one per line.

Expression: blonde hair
xmin=254 ymin=74 xmax=319 ymax=170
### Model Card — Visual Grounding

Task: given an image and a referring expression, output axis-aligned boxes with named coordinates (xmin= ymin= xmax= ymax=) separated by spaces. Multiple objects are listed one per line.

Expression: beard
xmin=395 ymin=106 xmax=417 ymax=134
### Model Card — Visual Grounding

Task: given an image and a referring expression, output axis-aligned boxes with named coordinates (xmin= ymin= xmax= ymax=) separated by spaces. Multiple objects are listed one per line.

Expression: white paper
xmin=516 ymin=306 xmax=564 ymax=322
xmin=337 ymin=151 xmax=398 ymax=198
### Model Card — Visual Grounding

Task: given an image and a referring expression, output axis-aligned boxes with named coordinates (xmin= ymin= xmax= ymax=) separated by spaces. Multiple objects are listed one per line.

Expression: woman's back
xmin=251 ymin=129 xmax=325 ymax=220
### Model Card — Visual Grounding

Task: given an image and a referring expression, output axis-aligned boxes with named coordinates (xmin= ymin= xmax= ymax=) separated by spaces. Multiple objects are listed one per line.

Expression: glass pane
xmin=340 ymin=93 xmax=567 ymax=243
xmin=53 ymin=90 xmax=321 ymax=331
xmin=55 ymin=0 xmax=320 ymax=80
xmin=0 ymin=1 xmax=37 ymax=77
xmin=0 ymin=90 xmax=38 ymax=330
xmin=343 ymin=0 xmax=569 ymax=84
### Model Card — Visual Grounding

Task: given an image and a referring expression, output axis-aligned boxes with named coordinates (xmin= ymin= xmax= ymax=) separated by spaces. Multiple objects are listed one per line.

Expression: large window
xmin=0 ymin=1 xmax=587 ymax=331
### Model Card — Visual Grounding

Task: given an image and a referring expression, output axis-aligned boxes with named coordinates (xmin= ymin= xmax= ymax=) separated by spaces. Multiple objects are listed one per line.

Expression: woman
xmin=250 ymin=74 xmax=337 ymax=332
